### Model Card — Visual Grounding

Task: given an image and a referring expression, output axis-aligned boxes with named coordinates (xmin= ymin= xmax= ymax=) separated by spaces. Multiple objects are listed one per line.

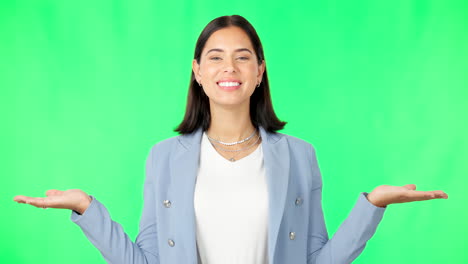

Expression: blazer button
xmin=295 ymin=197 xmax=303 ymax=206
xmin=289 ymin=232 xmax=296 ymax=240
xmin=163 ymin=200 xmax=171 ymax=208
xmin=168 ymin=239 xmax=175 ymax=247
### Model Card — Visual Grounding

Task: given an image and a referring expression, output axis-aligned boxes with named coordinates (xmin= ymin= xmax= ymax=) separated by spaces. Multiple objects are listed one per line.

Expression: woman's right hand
xmin=14 ymin=189 xmax=92 ymax=215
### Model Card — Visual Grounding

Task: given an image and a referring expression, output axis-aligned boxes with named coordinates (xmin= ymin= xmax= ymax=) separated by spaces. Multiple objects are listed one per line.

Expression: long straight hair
xmin=174 ymin=15 xmax=286 ymax=134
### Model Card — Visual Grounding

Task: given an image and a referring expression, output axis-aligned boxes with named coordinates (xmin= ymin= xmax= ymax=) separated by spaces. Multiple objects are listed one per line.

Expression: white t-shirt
xmin=194 ymin=132 xmax=269 ymax=264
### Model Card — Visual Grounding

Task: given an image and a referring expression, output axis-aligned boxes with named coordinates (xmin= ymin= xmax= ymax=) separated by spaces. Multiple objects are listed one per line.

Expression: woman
xmin=14 ymin=15 xmax=448 ymax=264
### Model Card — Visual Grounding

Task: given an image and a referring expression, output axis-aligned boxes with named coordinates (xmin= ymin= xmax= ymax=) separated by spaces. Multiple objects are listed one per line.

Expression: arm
xmin=306 ymin=145 xmax=386 ymax=264
xmin=305 ymin=144 xmax=448 ymax=264
xmin=71 ymin=146 xmax=159 ymax=264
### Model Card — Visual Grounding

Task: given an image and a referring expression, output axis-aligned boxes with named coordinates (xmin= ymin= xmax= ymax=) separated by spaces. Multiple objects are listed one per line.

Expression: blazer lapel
xmin=169 ymin=128 xmax=203 ymax=261
xmin=259 ymin=126 xmax=291 ymax=262
xmin=169 ymin=126 xmax=290 ymax=263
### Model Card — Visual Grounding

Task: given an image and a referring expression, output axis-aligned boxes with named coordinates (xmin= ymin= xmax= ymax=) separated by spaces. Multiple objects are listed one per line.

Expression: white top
xmin=194 ymin=132 xmax=269 ymax=264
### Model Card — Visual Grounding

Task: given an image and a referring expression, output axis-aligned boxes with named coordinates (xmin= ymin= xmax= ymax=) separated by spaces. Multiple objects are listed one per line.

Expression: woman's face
xmin=193 ymin=26 xmax=265 ymax=108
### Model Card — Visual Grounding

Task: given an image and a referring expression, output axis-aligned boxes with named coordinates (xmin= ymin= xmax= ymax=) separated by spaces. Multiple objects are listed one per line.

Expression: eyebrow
xmin=205 ymin=48 xmax=253 ymax=55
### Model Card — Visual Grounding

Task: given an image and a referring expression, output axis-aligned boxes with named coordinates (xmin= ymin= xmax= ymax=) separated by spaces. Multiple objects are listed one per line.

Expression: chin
xmin=210 ymin=97 xmax=249 ymax=108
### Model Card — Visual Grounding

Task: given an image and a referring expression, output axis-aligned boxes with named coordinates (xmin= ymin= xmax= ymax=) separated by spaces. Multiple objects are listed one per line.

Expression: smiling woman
xmin=193 ymin=26 xmax=265 ymax=124
xmin=13 ymin=14 xmax=448 ymax=264
xmin=175 ymin=15 xmax=285 ymax=137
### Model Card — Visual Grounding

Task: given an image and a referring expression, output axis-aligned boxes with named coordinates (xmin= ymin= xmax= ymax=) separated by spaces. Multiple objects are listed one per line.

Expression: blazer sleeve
xmin=70 ymin=146 xmax=159 ymax=264
xmin=306 ymin=144 xmax=386 ymax=264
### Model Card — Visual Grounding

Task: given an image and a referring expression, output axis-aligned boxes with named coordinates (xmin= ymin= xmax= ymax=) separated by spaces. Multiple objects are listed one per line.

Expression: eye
xmin=237 ymin=56 xmax=249 ymax=61
xmin=210 ymin=56 xmax=222 ymax=61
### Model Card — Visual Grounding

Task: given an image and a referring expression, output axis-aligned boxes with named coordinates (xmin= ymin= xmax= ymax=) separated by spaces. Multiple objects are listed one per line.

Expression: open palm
xmin=367 ymin=184 xmax=448 ymax=208
xmin=13 ymin=189 xmax=91 ymax=214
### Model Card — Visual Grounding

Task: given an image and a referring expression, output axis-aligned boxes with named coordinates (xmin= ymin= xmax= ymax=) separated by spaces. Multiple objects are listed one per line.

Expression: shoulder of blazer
xmin=279 ymin=133 xmax=320 ymax=176
xmin=279 ymin=132 xmax=316 ymax=155
xmin=146 ymin=134 xmax=182 ymax=161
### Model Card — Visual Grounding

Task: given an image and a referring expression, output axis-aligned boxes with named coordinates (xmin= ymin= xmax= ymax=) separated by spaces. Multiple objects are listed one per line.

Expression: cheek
xmin=207 ymin=66 xmax=220 ymax=76
xmin=200 ymin=65 xmax=220 ymax=80
xmin=242 ymin=65 xmax=260 ymax=80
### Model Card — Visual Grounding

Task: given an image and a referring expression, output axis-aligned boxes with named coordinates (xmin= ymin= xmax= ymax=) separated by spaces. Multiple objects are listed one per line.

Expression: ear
xmin=257 ymin=59 xmax=265 ymax=83
xmin=192 ymin=59 xmax=201 ymax=83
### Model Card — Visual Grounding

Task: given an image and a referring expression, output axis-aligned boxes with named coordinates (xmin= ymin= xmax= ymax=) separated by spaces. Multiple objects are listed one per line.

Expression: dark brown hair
xmin=174 ymin=15 xmax=286 ymax=134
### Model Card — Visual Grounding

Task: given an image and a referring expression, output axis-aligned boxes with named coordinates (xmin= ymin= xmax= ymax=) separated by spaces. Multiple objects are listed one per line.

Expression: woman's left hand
xmin=366 ymin=184 xmax=448 ymax=208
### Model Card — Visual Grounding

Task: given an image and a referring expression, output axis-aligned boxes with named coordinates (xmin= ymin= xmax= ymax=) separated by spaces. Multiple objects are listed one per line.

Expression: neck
xmin=207 ymin=100 xmax=256 ymax=142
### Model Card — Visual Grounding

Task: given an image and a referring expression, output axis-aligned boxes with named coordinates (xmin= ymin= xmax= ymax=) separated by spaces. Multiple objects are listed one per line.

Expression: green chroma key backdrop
xmin=1 ymin=0 xmax=466 ymax=263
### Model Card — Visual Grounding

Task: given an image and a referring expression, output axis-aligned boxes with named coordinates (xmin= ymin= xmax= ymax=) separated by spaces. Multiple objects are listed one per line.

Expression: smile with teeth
xmin=217 ymin=81 xmax=241 ymax=87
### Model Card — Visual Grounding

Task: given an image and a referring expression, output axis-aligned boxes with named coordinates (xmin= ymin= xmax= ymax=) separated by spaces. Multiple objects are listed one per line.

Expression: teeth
xmin=218 ymin=82 xmax=240 ymax=87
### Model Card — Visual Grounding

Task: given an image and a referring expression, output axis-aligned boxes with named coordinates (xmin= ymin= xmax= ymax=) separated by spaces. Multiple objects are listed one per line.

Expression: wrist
xmin=75 ymin=195 xmax=92 ymax=215
xmin=366 ymin=192 xmax=387 ymax=208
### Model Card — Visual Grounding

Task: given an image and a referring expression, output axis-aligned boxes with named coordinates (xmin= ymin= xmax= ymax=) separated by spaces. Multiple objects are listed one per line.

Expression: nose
xmin=223 ymin=57 xmax=236 ymax=73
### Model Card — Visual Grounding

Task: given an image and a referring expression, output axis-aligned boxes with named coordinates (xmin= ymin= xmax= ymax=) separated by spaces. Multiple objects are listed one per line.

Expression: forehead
xmin=203 ymin=26 xmax=254 ymax=52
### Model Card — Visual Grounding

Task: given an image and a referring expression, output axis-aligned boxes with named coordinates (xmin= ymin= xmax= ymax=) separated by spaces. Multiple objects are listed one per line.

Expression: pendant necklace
xmin=209 ymin=132 xmax=261 ymax=162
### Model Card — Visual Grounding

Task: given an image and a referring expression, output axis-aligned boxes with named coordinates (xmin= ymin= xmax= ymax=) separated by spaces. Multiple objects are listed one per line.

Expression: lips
xmin=217 ymin=81 xmax=241 ymax=87
xmin=217 ymin=80 xmax=242 ymax=91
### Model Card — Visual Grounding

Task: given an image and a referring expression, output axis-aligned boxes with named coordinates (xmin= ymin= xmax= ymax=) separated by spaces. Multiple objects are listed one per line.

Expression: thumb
xmin=403 ymin=184 xmax=416 ymax=191
xmin=46 ymin=189 xmax=64 ymax=196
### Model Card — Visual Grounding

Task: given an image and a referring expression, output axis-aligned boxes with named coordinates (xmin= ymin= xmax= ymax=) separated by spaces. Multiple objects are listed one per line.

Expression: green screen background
xmin=1 ymin=0 xmax=466 ymax=263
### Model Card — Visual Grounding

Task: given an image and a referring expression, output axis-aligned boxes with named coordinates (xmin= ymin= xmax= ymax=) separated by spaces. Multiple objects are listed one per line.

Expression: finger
xmin=400 ymin=190 xmax=434 ymax=201
xmin=13 ymin=195 xmax=31 ymax=203
xmin=411 ymin=190 xmax=448 ymax=199
xmin=431 ymin=190 xmax=448 ymax=199
xmin=38 ymin=198 xmax=48 ymax=209
xmin=16 ymin=197 xmax=49 ymax=208
xmin=403 ymin=184 xmax=416 ymax=191
xmin=405 ymin=190 xmax=447 ymax=201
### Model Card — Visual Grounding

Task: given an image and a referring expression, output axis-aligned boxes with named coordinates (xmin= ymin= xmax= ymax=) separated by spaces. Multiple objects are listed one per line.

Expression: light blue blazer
xmin=71 ymin=126 xmax=386 ymax=264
